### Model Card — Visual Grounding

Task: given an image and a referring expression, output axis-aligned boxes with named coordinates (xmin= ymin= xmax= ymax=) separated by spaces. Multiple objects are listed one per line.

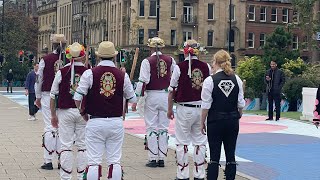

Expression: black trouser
xmin=268 ymin=91 xmax=281 ymax=119
xmin=28 ymin=93 xmax=38 ymax=116
xmin=207 ymin=117 xmax=239 ymax=180
xmin=7 ymin=81 xmax=12 ymax=93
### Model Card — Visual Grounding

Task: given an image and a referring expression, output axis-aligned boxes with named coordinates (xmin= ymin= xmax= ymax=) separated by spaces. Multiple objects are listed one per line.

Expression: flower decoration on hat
xmin=182 ymin=40 xmax=208 ymax=56
xmin=65 ymin=44 xmax=86 ymax=60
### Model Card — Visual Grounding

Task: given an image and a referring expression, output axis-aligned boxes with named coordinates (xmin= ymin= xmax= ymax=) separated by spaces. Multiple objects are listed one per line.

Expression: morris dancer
xmin=50 ymin=42 xmax=88 ymax=179
xmin=74 ymin=41 xmax=137 ymax=180
xmin=35 ymin=34 xmax=67 ymax=170
xmin=134 ymin=37 xmax=176 ymax=167
xmin=167 ymin=39 xmax=211 ymax=180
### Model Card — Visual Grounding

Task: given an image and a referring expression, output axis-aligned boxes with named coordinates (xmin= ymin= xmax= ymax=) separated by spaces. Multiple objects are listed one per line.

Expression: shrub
xmin=236 ymin=56 xmax=266 ymax=98
xmin=1 ymin=56 xmax=30 ymax=85
xmin=123 ymin=48 xmax=150 ymax=81
xmin=301 ymin=63 xmax=320 ymax=87
xmin=283 ymin=77 xmax=315 ymax=102
xmin=281 ymin=57 xmax=307 ymax=78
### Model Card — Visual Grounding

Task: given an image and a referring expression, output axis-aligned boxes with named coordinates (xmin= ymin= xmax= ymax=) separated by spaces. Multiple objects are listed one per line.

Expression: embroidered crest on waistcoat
xmin=100 ymin=72 xmax=116 ymax=98
xmin=159 ymin=59 xmax=167 ymax=77
xmin=191 ymin=68 xmax=204 ymax=90
xmin=69 ymin=74 xmax=81 ymax=96
xmin=218 ymin=80 xmax=235 ymax=97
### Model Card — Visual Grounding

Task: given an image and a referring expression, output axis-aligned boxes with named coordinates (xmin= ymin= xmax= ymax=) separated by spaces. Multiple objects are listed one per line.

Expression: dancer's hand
xmin=25 ymin=89 xmax=29 ymax=96
xmin=167 ymin=109 xmax=174 ymax=120
xmin=201 ymin=122 xmax=207 ymax=135
xmin=82 ymin=114 xmax=89 ymax=121
xmin=131 ymin=103 xmax=137 ymax=112
xmin=51 ymin=115 xmax=59 ymax=128
xmin=35 ymin=98 xmax=41 ymax=108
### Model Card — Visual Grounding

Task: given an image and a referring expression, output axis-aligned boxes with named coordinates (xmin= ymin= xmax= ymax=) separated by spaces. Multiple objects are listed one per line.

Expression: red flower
xmin=79 ymin=51 xmax=85 ymax=57
xmin=184 ymin=46 xmax=194 ymax=55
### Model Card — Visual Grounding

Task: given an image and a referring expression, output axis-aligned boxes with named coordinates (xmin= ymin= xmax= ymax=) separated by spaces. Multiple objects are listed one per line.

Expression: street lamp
xmin=228 ymin=0 xmax=232 ymax=53
xmin=1 ymin=0 xmax=4 ymax=43
xmin=156 ymin=0 xmax=160 ymax=36
xmin=51 ymin=22 xmax=56 ymax=34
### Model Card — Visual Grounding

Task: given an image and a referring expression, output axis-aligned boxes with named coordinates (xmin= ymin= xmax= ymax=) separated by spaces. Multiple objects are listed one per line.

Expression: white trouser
xmin=41 ymin=92 xmax=61 ymax=163
xmin=175 ymin=105 xmax=207 ymax=179
xmin=57 ymin=108 xmax=87 ymax=180
xmin=144 ymin=91 xmax=169 ymax=161
xmin=85 ymin=118 xmax=124 ymax=180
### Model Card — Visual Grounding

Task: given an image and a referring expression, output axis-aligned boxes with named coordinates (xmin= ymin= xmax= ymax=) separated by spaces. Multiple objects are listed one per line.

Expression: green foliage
xmin=236 ymin=56 xmax=266 ymax=98
xmin=1 ymin=55 xmax=30 ymax=84
xmin=301 ymin=63 xmax=320 ymax=86
xmin=263 ymin=27 xmax=300 ymax=67
xmin=123 ymin=48 xmax=150 ymax=81
xmin=281 ymin=57 xmax=307 ymax=78
xmin=0 ymin=9 xmax=38 ymax=58
xmin=283 ymin=77 xmax=315 ymax=102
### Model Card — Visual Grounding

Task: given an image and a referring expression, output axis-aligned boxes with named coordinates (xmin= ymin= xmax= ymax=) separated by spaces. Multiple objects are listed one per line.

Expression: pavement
xmin=0 ymin=90 xmax=248 ymax=180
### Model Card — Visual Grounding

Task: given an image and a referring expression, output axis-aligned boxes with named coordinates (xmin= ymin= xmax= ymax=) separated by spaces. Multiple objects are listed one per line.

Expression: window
xmin=293 ymin=35 xmax=298 ymax=50
xmin=149 ymin=0 xmax=157 ymax=17
xmin=248 ymin=32 xmax=254 ymax=48
xmin=230 ymin=4 xmax=235 ymax=21
xmin=148 ymin=29 xmax=157 ymax=38
xmin=282 ymin=8 xmax=288 ymax=23
xmin=248 ymin=5 xmax=255 ymax=21
xmin=139 ymin=0 xmax=144 ymax=16
xmin=183 ymin=31 xmax=192 ymax=42
xmin=138 ymin=29 xmax=144 ymax=45
xmin=260 ymin=7 xmax=266 ymax=22
xmin=207 ymin=31 xmax=214 ymax=46
xmin=171 ymin=1 xmax=176 ymax=18
xmin=260 ymin=33 xmax=265 ymax=47
xmin=171 ymin=30 xmax=176 ymax=45
xmin=303 ymin=36 xmax=308 ymax=50
xmin=271 ymin=8 xmax=277 ymax=22
xmin=208 ymin=3 xmax=214 ymax=20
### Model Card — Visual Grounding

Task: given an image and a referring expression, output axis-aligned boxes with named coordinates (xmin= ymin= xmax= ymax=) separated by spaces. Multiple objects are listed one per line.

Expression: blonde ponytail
xmin=213 ymin=50 xmax=234 ymax=76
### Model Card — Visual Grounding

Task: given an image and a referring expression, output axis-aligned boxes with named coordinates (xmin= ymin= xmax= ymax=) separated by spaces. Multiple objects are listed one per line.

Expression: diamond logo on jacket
xmin=218 ymin=80 xmax=235 ymax=97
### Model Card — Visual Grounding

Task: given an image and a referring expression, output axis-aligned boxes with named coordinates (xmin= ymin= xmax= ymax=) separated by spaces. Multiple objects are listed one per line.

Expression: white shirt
xmin=73 ymin=60 xmax=137 ymax=104
xmin=135 ymin=51 xmax=176 ymax=96
xmin=168 ymin=56 xmax=212 ymax=105
xmin=35 ymin=50 xmax=58 ymax=98
xmin=50 ymin=62 xmax=85 ymax=99
xmin=201 ymin=69 xmax=246 ymax=110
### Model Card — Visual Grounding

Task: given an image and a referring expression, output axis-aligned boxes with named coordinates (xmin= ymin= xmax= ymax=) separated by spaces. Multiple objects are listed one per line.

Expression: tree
xmin=0 ymin=9 xmax=38 ymax=59
xmin=123 ymin=48 xmax=150 ymax=81
xmin=263 ymin=27 xmax=300 ymax=67
xmin=292 ymin=0 xmax=319 ymax=62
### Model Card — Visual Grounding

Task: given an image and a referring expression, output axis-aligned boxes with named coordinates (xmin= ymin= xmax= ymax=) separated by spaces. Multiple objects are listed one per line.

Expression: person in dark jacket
xmin=25 ymin=64 xmax=39 ymax=121
xmin=6 ymin=69 xmax=14 ymax=93
xmin=265 ymin=60 xmax=285 ymax=121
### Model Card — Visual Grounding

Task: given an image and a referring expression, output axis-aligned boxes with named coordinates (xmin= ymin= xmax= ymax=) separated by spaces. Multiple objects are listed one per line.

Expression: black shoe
xmin=265 ymin=118 xmax=273 ymax=121
xmin=276 ymin=118 xmax=280 ymax=121
xmin=175 ymin=178 xmax=189 ymax=180
xmin=58 ymin=162 xmax=61 ymax=169
xmin=40 ymin=162 xmax=53 ymax=170
xmin=146 ymin=160 xmax=157 ymax=168
xmin=194 ymin=178 xmax=204 ymax=180
xmin=158 ymin=160 xmax=165 ymax=167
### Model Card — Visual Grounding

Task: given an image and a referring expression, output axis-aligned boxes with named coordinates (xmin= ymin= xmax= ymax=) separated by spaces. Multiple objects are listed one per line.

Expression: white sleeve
xmin=35 ymin=59 xmax=45 ymax=98
xmin=171 ymin=57 xmax=177 ymax=72
xmin=73 ymin=69 xmax=93 ymax=101
xmin=236 ymin=75 xmax=246 ymax=109
xmin=123 ymin=73 xmax=137 ymax=103
xmin=201 ymin=76 xmax=214 ymax=109
xmin=135 ymin=59 xmax=150 ymax=96
xmin=168 ymin=65 xmax=180 ymax=92
xmin=207 ymin=63 xmax=212 ymax=75
xmin=50 ymin=70 xmax=62 ymax=99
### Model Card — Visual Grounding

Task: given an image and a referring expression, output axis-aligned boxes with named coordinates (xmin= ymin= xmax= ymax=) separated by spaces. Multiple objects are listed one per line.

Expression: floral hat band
xmin=66 ymin=42 xmax=86 ymax=60
xmin=183 ymin=40 xmax=201 ymax=56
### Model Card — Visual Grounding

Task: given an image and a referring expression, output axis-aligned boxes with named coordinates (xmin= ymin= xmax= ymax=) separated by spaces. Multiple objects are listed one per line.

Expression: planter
xmin=244 ymin=98 xmax=260 ymax=110
xmin=301 ymin=87 xmax=317 ymax=121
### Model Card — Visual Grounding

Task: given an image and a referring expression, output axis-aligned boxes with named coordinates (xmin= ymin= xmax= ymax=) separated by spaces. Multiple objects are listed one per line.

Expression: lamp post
xmin=228 ymin=0 xmax=232 ymax=53
xmin=156 ymin=0 xmax=160 ymax=36
xmin=1 ymin=0 xmax=4 ymax=43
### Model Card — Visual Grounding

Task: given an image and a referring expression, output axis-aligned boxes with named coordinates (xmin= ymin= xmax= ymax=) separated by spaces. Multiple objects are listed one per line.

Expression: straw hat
xmin=66 ymin=42 xmax=85 ymax=61
xmin=180 ymin=39 xmax=200 ymax=51
xmin=50 ymin=34 xmax=67 ymax=44
xmin=95 ymin=41 xmax=118 ymax=58
xmin=147 ymin=37 xmax=165 ymax=48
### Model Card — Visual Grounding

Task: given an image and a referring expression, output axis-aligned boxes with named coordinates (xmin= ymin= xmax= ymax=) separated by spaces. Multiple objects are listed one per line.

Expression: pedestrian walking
xmin=25 ymin=63 xmax=39 ymax=121
xmin=6 ymin=69 xmax=14 ymax=93
xmin=74 ymin=41 xmax=137 ymax=180
xmin=201 ymin=50 xmax=245 ymax=180
xmin=35 ymin=34 xmax=67 ymax=170
xmin=50 ymin=42 xmax=88 ymax=180
xmin=133 ymin=37 xmax=176 ymax=167
xmin=265 ymin=60 xmax=285 ymax=121
xmin=167 ymin=39 xmax=211 ymax=180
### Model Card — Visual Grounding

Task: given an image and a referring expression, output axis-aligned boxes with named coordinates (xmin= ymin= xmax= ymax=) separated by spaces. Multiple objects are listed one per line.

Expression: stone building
xmin=71 ymin=0 xmax=89 ymax=45
xmin=57 ymin=0 xmax=72 ymax=45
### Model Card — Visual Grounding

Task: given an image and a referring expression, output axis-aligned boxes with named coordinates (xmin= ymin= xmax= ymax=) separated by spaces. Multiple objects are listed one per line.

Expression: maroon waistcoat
xmin=85 ymin=66 xmax=125 ymax=117
xmin=146 ymin=55 xmax=172 ymax=90
xmin=174 ymin=60 xmax=210 ymax=103
xmin=57 ymin=65 xmax=88 ymax=109
xmin=42 ymin=53 xmax=60 ymax=92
